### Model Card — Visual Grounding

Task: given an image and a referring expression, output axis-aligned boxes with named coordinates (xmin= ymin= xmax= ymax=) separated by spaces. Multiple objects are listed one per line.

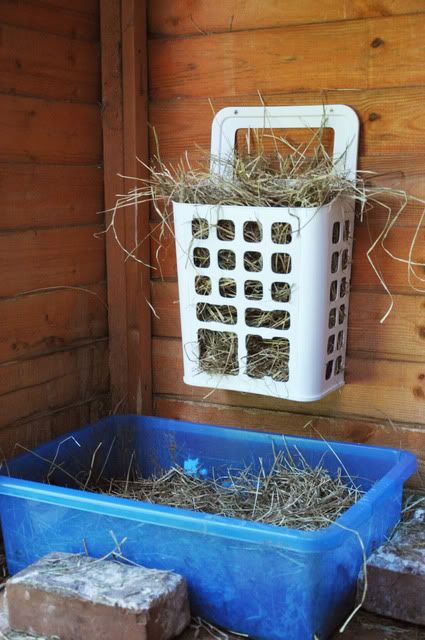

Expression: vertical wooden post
xmin=100 ymin=0 xmax=152 ymax=414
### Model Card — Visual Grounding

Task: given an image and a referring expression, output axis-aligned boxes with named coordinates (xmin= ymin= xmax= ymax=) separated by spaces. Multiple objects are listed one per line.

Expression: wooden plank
xmin=352 ymin=223 xmax=425 ymax=293
xmin=0 ymin=0 xmax=99 ymax=41
xmin=149 ymin=0 xmax=425 ymax=36
xmin=0 ymin=23 xmax=100 ymax=102
xmin=100 ymin=0 xmax=129 ymax=410
xmin=152 ymin=337 xmax=425 ymax=425
xmin=149 ymin=15 xmax=425 ymax=100
xmin=154 ymin=397 xmax=425 ymax=488
xmin=0 ymin=225 xmax=105 ymax=297
xmin=38 ymin=0 xmax=99 ymax=16
xmin=0 ymin=341 xmax=107 ymax=397
xmin=0 ymin=394 xmax=109 ymax=459
xmin=149 ymin=88 xmax=425 ymax=160
xmin=0 ymin=164 xmax=103 ymax=230
xmin=121 ymin=0 xmax=152 ymax=414
xmin=149 ymin=221 xmax=425 ymax=295
xmin=0 ymin=95 xmax=102 ymax=164
xmin=0 ymin=284 xmax=107 ymax=363
xmin=150 ymin=280 xmax=425 ymax=361
xmin=0 ymin=342 xmax=109 ymax=429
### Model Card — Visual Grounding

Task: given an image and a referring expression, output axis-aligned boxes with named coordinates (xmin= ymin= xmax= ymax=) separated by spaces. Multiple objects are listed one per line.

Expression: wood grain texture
xmin=149 ymin=0 xmax=425 ymax=36
xmin=352 ymin=223 xmax=425 ymax=293
xmin=147 ymin=0 xmax=425 ymax=469
xmin=101 ymin=0 xmax=129 ymax=408
xmin=0 ymin=341 xmax=109 ymax=429
xmin=154 ymin=397 xmax=425 ymax=488
xmin=0 ymin=393 xmax=109 ymax=459
xmin=0 ymin=95 xmax=102 ymax=164
xmin=150 ymin=281 xmax=425 ymax=361
xmin=0 ymin=284 xmax=107 ymax=363
xmin=1 ymin=164 xmax=103 ymax=229
xmin=0 ymin=226 xmax=105 ymax=297
xmin=152 ymin=336 xmax=425 ymax=425
xmin=149 ymin=15 xmax=425 ymax=100
xmin=0 ymin=23 xmax=100 ymax=102
xmin=149 ymin=88 xmax=425 ymax=159
xmin=0 ymin=0 xmax=108 ymax=446
xmin=36 ymin=0 xmax=99 ymax=16
xmin=0 ymin=0 xmax=99 ymax=41
xmin=121 ymin=0 xmax=152 ymax=414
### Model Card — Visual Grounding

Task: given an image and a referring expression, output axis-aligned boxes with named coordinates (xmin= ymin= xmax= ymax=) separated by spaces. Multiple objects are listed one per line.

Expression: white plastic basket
xmin=173 ymin=105 xmax=359 ymax=401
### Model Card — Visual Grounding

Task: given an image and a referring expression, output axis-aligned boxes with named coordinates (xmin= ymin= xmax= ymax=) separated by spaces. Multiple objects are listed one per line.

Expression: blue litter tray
xmin=0 ymin=415 xmax=416 ymax=640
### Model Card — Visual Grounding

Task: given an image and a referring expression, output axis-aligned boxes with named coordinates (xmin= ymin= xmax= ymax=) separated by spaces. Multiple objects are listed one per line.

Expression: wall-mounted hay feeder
xmin=173 ymin=105 xmax=359 ymax=401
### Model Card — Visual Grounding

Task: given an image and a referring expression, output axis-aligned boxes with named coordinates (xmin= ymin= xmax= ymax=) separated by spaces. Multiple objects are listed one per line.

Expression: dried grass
xmin=245 ymin=335 xmax=290 ymax=381
xmin=103 ymin=105 xmax=425 ymax=383
xmin=197 ymin=329 xmax=239 ymax=376
xmin=94 ymin=448 xmax=362 ymax=531
xmin=105 ymin=109 xmax=425 ymax=325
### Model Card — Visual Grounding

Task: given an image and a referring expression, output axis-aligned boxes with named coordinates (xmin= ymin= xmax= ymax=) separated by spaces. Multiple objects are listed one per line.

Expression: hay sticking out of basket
xmin=106 ymin=107 xmax=425 ymax=347
xmin=96 ymin=448 xmax=362 ymax=531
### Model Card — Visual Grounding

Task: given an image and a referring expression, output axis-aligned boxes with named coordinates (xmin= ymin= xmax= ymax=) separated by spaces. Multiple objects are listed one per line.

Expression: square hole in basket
xmin=343 ymin=220 xmax=350 ymax=242
xmin=330 ymin=280 xmax=338 ymax=302
xmin=244 ymin=251 xmax=263 ymax=272
xmin=246 ymin=334 xmax=289 ymax=382
xmin=243 ymin=221 xmax=262 ymax=242
xmin=325 ymin=360 xmax=333 ymax=380
xmin=193 ymin=247 xmax=210 ymax=268
xmin=219 ymin=277 xmax=237 ymax=298
xmin=327 ymin=334 xmax=335 ymax=354
xmin=218 ymin=249 xmax=236 ymax=270
xmin=197 ymin=303 xmax=237 ymax=325
xmin=271 ymin=282 xmax=291 ymax=302
xmin=245 ymin=280 xmax=263 ymax=300
xmin=337 ymin=330 xmax=344 ymax=350
xmin=332 ymin=222 xmax=340 ymax=244
xmin=340 ymin=277 xmax=347 ymax=298
xmin=272 ymin=222 xmax=292 ymax=244
xmin=245 ymin=307 xmax=290 ymax=330
xmin=339 ymin=304 xmax=346 ymax=325
xmin=329 ymin=308 xmax=336 ymax=329
xmin=198 ymin=329 xmax=239 ymax=375
xmin=195 ymin=275 xmax=211 ymax=296
xmin=192 ymin=218 xmax=209 ymax=239
xmin=217 ymin=219 xmax=235 ymax=241
xmin=335 ymin=355 xmax=343 ymax=375
xmin=272 ymin=253 xmax=291 ymax=274
xmin=342 ymin=249 xmax=349 ymax=270
xmin=331 ymin=251 xmax=339 ymax=273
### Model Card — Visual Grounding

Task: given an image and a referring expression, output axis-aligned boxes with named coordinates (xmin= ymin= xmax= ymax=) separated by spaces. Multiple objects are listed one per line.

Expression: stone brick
xmin=6 ymin=553 xmax=190 ymax=640
xmin=358 ymin=509 xmax=425 ymax=625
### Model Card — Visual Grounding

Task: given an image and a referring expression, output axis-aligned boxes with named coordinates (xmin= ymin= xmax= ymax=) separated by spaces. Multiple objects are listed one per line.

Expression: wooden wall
xmin=0 ymin=0 xmax=109 ymax=455
xmin=146 ymin=2 xmax=425 ymax=485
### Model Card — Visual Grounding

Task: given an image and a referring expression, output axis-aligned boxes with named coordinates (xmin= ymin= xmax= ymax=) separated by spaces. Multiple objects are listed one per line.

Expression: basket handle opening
xmin=210 ymin=105 xmax=359 ymax=181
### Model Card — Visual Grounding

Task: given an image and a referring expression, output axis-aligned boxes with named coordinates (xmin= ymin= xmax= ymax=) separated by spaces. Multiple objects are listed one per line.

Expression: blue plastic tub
xmin=0 ymin=415 xmax=416 ymax=639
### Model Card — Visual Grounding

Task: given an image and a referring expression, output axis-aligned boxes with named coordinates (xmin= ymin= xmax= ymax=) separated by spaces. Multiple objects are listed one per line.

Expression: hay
xmin=245 ymin=335 xmax=290 ymax=381
xmin=94 ymin=447 xmax=362 ymax=531
xmin=218 ymin=277 xmax=237 ymax=298
xmin=197 ymin=329 xmax=239 ymax=375
xmin=245 ymin=308 xmax=290 ymax=330
xmin=106 ymin=110 xmax=425 ymax=325
xmin=104 ymin=106 xmax=425 ymax=382
xmin=196 ymin=303 xmax=237 ymax=325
